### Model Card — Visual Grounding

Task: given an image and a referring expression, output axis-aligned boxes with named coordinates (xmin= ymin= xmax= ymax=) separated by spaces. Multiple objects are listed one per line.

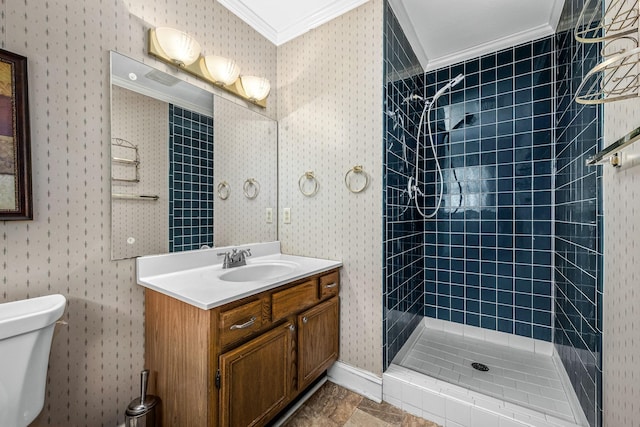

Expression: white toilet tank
xmin=0 ymin=294 xmax=66 ymax=427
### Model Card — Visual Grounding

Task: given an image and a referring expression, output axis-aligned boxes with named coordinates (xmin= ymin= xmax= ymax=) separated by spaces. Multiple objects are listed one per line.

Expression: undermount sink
xmin=218 ymin=261 xmax=298 ymax=282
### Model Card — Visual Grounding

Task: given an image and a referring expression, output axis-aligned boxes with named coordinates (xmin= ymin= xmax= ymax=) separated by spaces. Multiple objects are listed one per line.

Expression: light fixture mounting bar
xmin=147 ymin=28 xmax=267 ymax=108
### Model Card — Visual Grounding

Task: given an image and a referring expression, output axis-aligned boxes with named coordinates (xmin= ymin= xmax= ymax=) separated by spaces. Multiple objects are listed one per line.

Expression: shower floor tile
xmin=393 ymin=324 xmax=577 ymax=423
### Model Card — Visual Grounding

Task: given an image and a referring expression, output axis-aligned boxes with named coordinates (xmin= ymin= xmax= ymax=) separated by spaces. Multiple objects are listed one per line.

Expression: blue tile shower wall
xmin=421 ymin=38 xmax=556 ymax=340
xmin=383 ymin=7 xmax=559 ymax=368
xmin=382 ymin=2 xmax=603 ymax=423
xmin=383 ymin=2 xmax=425 ymax=369
xmin=554 ymin=2 xmax=603 ymax=426
xmin=169 ymin=105 xmax=214 ymax=252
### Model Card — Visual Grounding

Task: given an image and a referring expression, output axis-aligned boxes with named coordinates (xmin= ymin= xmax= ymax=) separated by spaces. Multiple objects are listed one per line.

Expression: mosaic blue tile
xmin=383 ymin=9 xmax=601 ymax=425
xmin=554 ymin=17 xmax=603 ymax=426
xmin=533 ymin=325 xmax=551 ymax=341
xmin=169 ymin=104 xmax=214 ymax=253
xmin=467 ymin=313 xmax=480 ymax=327
xmin=451 ymin=310 xmax=465 ymax=323
xmin=382 ymin=2 xmax=425 ymax=369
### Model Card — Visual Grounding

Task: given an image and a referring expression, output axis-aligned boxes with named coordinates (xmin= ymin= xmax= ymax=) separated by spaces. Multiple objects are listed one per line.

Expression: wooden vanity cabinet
xmin=298 ymin=297 xmax=339 ymax=390
xmin=144 ymin=268 xmax=340 ymax=427
xmin=218 ymin=321 xmax=295 ymax=427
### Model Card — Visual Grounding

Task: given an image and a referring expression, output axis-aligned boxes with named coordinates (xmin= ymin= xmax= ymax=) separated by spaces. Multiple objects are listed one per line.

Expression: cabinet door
xmin=219 ymin=321 xmax=295 ymax=427
xmin=298 ymin=297 xmax=339 ymax=390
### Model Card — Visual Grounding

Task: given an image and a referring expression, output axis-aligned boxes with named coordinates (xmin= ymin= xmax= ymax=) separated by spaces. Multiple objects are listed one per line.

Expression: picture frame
xmin=0 ymin=48 xmax=32 ymax=220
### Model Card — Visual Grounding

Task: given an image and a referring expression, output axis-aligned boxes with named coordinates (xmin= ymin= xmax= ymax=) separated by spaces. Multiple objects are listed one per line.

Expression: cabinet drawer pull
xmin=302 ymin=317 xmax=308 ymax=324
xmin=324 ymin=282 xmax=338 ymax=289
xmin=230 ymin=316 xmax=257 ymax=330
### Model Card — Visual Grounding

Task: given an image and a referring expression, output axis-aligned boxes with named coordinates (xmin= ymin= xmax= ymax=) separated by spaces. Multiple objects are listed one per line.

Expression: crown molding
xmin=389 ymin=0 xmax=565 ymax=72
xmin=218 ymin=0 xmax=370 ymax=46
xmin=217 ymin=0 xmax=279 ymax=44
xmin=387 ymin=0 xmax=429 ymax=71
xmin=276 ymin=0 xmax=369 ymax=45
xmin=424 ymin=24 xmax=556 ymax=72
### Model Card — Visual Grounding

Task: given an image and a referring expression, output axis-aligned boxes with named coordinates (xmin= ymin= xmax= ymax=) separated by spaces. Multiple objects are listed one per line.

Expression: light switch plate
xmin=283 ymin=207 xmax=291 ymax=224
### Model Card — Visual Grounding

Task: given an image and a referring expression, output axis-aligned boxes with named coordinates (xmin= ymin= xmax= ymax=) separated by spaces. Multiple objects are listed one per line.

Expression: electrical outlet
xmin=266 ymin=207 xmax=273 ymax=223
xmin=283 ymin=207 xmax=291 ymax=224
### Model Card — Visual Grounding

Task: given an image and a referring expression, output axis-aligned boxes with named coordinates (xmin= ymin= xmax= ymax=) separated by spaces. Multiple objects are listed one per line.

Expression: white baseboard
xmin=327 ymin=361 xmax=383 ymax=403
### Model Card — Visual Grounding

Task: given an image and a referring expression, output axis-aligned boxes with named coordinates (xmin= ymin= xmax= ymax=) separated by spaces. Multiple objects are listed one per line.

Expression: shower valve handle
xmin=407 ymin=177 xmax=423 ymax=199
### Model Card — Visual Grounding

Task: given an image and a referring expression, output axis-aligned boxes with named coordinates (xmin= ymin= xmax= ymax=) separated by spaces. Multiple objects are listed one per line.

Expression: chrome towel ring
xmin=217 ymin=181 xmax=230 ymax=200
xmin=243 ymin=178 xmax=260 ymax=199
xmin=298 ymin=171 xmax=319 ymax=197
xmin=344 ymin=165 xmax=370 ymax=193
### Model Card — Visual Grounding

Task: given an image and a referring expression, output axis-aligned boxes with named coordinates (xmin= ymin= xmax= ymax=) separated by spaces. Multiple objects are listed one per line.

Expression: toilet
xmin=0 ymin=294 xmax=66 ymax=427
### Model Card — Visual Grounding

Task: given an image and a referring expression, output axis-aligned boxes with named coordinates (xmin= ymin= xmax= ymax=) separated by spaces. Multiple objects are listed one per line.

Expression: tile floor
xmin=282 ymin=381 xmax=441 ymax=427
xmin=393 ymin=326 xmax=575 ymax=421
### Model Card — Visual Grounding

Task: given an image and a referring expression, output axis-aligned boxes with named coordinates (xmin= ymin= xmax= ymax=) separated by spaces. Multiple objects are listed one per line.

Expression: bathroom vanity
xmin=137 ymin=242 xmax=341 ymax=426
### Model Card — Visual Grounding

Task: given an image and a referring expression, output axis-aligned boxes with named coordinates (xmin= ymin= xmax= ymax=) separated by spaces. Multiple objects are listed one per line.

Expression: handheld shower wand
xmin=412 ymin=73 xmax=464 ymax=219
xmin=432 ymin=73 xmax=464 ymax=100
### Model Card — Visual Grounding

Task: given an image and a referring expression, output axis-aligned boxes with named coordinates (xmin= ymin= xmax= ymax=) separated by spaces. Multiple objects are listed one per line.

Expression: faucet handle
xmin=217 ymin=251 xmax=231 ymax=268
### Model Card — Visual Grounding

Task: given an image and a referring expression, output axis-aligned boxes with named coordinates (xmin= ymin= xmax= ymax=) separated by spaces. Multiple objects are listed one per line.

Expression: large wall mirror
xmin=110 ymin=51 xmax=277 ymax=260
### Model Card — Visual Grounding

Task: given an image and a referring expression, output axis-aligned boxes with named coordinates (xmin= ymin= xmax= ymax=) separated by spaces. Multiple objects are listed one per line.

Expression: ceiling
xmin=388 ymin=0 xmax=565 ymax=71
xmin=218 ymin=0 xmax=565 ymax=71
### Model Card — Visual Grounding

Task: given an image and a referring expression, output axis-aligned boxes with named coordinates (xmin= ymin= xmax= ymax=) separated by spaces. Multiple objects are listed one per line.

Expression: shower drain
xmin=471 ymin=362 xmax=489 ymax=372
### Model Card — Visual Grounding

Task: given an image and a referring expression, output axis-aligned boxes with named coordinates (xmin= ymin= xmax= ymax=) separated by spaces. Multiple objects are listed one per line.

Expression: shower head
xmin=432 ymin=73 xmax=465 ymax=102
xmin=451 ymin=73 xmax=464 ymax=87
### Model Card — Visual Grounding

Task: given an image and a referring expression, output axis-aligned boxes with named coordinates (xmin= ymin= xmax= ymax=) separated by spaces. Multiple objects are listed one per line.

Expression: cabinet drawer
xmin=319 ymin=270 xmax=340 ymax=299
xmin=219 ymin=300 xmax=264 ymax=347
xmin=272 ymin=280 xmax=318 ymax=321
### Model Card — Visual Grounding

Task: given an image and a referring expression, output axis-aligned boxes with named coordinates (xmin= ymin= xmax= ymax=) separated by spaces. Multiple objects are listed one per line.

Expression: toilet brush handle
xmin=140 ymin=369 xmax=149 ymax=403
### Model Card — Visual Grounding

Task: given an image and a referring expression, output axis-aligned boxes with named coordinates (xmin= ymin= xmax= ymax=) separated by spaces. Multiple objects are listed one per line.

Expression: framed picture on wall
xmin=0 ymin=48 xmax=32 ymax=220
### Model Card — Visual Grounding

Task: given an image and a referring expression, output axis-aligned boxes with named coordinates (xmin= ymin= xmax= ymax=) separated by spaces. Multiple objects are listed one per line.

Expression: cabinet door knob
xmin=302 ymin=317 xmax=308 ymax=324
xmin=289 ymin=324 xmax=296 ymax=331
xmin=230 ymin=316 xmax=257 ymax=330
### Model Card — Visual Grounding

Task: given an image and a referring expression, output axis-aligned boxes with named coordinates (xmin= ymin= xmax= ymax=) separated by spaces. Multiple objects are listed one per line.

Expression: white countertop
xmin=136 ymin=241 xmax=342 ymax=310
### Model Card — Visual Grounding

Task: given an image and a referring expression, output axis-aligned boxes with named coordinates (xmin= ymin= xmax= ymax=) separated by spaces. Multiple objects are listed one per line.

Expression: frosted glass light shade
xmin=204 ymin=55 xmax=240 ymax=86
xmin=240 ymin=76 xmax=271 ymax=101
xmin=154 ymin=27 xmax=201 ymax=66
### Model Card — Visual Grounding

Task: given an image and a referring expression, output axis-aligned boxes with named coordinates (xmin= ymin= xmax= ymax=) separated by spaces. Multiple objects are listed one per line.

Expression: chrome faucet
xmin=217 ymin=248 xmax=252 ymax=269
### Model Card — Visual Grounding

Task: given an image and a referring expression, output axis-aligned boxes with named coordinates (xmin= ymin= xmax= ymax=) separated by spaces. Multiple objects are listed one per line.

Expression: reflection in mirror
xmin=110 ymin=51 xmax=277 ymax=260
xmin=111 ymin=86 xmax=171 ymax=259
xmin=213 ymin=96 xmax=277 ymax=247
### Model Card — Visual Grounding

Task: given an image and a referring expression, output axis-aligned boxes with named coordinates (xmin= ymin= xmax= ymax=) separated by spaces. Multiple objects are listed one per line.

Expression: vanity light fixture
xmin=240 ymin=76 xmax=271 ymax=102
xmin=153 ymin=27 xmax=201 ymax=67
xmin=203 ymin=55 xmax=240 ymax=86
xmin=147 ymin=27 xmax=269 ymax=108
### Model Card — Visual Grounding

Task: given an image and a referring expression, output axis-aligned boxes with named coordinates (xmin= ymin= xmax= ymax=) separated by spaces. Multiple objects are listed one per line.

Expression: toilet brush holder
xmin=125 ymin=369 xmax=160 ymax=427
